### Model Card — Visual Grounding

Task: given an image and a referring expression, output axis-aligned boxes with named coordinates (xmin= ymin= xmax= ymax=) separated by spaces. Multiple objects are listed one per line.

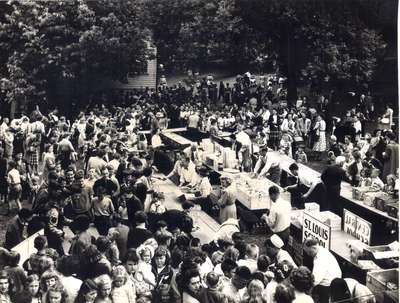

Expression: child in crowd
xmin=111 ymin=265 xmax=136 ymax=303
xmin=295 ymin=146 xmax=308 ymax=164
xmin=106 ymin=228 xmax=121 ymax=266
xmin=4 ymin=252 xmax=26 ymax=295
xmin=245 ymin=279 xmax=268 ymax=303
xmin=198 ymin=271 xmax=227 ymax=303
xmin=279 ymin=132 xmax=293 ymax=157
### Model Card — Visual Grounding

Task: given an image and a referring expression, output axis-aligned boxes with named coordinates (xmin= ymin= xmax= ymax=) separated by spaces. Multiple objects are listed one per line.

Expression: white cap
xmin=270 ymin=234 xmax=284 ymax=249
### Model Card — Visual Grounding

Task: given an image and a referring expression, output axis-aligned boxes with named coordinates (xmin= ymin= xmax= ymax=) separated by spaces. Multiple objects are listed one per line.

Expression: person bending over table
xmin=252 ymin=147 xmax=282 ymax=184
xmin=186 ymin=166 xmax=213 ymax=215
xmin=165 ymin=154 xmax=197 ymax=187
xmin=183 ymin=143 xmax=203 ymax=165
xmin=283 ymin=163 xmax=307 ymax=209
xmin=261 ymin=186 xmax=291 ymax=246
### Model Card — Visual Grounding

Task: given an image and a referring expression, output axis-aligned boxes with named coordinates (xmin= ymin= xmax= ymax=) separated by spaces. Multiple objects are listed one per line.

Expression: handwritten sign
xmin=343 ymin=209 xmax=372 ymax=245
xmin=302 ymin=211 xmax=331 ymax=249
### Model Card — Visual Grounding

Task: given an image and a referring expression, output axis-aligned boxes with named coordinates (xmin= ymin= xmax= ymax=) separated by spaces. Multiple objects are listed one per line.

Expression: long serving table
xmin=268 ymin=151 xmax=398 ymax=223
xmin=138 ymin=127 xmax=187 ymax=135
xmin=268 ymin=151 xmax=398 ymax=247
xmin=173 ymin=131 xmax=397 ymax=281
xmin=161 ymin=132 xmax=193 ymax=149
xmin=152 ymin=175 xmax=221 ymax=244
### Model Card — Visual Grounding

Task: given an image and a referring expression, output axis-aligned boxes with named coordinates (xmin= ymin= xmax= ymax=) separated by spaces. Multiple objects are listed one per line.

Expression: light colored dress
xmin=218 ymin=184 xmax=237 ymax=223
xmin=313 ymin=120 xmax=327 ymax=152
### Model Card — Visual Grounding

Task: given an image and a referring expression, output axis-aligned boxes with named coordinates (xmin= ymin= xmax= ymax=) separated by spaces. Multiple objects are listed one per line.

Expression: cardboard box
xmin=236 ymin=186 xmax=270 ymax=210
xmin=320 ymin=211 xmax=342 ymax=231
xmin=304 ymin=203 xmax=320 ymax=215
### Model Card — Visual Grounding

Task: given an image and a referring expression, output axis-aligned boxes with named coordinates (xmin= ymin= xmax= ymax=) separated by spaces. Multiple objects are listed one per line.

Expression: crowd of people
xmin=0 ymin=72 xmax=396 ymax=303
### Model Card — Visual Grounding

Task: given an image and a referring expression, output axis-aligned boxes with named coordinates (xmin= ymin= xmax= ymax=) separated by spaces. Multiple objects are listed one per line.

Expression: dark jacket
xmin=127 ymin=227 xmax=153 ymax=249
xmin=321 ymin=165 xmax=349 ymax=189
xmin=5 ymin=216 xmax=24 ymax=250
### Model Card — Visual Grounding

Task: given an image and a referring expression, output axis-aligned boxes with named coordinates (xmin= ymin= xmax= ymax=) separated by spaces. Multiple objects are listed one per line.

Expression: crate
xmin=385 ymin=202 xmax=398 ymax=219
xmin=366 ymin=268 xmax=398 ymax=303
xmin=373 ymin=193 xmax=392 ymax=211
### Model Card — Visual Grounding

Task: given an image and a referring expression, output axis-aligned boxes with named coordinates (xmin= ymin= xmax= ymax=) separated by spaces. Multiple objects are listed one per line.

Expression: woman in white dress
xmin=312 ymin=115 xmax=327 ymax=160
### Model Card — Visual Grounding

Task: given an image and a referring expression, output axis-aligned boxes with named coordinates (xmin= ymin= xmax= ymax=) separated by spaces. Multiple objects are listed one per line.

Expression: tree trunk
xmin=9 ymin=99 xmax=16 ymax=119
xmin=286 ymin=24 xmax=297 ymax=107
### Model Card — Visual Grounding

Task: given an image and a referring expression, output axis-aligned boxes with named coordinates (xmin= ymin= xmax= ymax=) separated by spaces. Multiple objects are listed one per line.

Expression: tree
xmin=0 ymin=0 xmax=151 ymax=116
xmin=235 ymin=0 xmax=387 ymax=104
xmin=145 ymin=0 xmax=271 ymax=72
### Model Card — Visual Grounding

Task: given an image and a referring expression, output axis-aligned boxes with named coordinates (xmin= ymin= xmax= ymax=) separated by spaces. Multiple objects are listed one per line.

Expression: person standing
xmin=92 ymin=187 xmax=115 ymax=236
xmin=0 ymin=148 xmax=7 ymax=206
xmin=217 ymin=175 xmax=237 ymax=223
xmin=127 ymin=211 xmax=153 ymax=249
xmin=321 ymin=156 xmax=349 ymax=215
xmin=382 ymin=132 xmax=399 ymax=180
xmin=261 ymin=186 xmax=291 ymax=245
xmin=303 ymin=238 xmax=342 ymax=303
xmin=296 ymin=112 xmax=311 ymax=147
xmin=4 ymin=208 xmax=33 ymax=249
xmin=264 ymin=234 xmax=297 ymax=269
xmin=312 ymin=115 xmax=327 ymax=161
xmin=7 ymin=161 xmax=22 ymax=213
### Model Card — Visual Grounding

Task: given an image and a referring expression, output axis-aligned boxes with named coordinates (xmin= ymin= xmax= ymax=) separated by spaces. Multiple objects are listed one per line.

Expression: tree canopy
xmin=0 ymin=0 xmax=395 ymax=112
xmin=0 ymin=0 xmax=151 ymax=113
xmin=147 ymin=0 xmax=391 ymax=104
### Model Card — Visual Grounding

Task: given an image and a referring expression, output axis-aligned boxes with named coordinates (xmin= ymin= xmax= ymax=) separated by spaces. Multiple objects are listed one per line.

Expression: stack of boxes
xmin=301 ymin=203 xmax=342 ymax=231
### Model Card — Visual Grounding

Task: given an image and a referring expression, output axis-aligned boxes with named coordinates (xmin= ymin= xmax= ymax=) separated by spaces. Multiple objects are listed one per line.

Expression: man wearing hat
xmin=265 ymin=234 xmax=297 ymax=269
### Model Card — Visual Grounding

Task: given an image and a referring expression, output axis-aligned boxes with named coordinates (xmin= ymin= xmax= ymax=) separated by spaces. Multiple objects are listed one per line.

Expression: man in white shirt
xmin=187 ymin=111 xmax=200 ymax=129
xmin=150 ymin=129 xmax=163 ymax=148
xmin=166 ymin=155 xmax=197 ymax=186
xmin=261 ymin=186 xmax=291 ymax=245
xmin=236 ymin=124 xmax=252 ymax=150
xmin=303 ymin=237 xmax=342 ymax=303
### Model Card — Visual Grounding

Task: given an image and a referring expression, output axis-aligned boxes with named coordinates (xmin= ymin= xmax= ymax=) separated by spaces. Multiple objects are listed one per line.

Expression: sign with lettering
xmin=302 ymin=211 xmax=331 ymax=249
xmin=343 ymin=209 xmax=372 ymax=245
